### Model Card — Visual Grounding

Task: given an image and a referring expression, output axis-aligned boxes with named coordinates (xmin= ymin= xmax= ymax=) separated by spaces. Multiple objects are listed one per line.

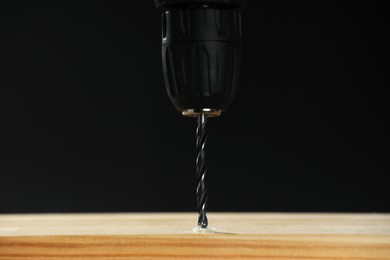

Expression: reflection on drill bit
xmin=196 ymin=113 xmax=208 ymax=229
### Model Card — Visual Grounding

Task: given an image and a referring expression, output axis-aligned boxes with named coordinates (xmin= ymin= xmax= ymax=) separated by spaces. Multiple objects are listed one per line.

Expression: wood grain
xmin=1 ymin=213 xmax=389 ymax=259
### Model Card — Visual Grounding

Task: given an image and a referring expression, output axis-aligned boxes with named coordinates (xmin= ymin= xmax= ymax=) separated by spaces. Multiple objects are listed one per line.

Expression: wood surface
xmin=1 ymin=213 xmax=390 ymax=259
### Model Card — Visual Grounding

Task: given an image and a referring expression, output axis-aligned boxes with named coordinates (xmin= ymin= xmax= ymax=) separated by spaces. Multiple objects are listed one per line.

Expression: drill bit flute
xmin=155 ymin=0 xmax=244 ymax=228
xmin=196 ymin=114 xmax=208 ymax=228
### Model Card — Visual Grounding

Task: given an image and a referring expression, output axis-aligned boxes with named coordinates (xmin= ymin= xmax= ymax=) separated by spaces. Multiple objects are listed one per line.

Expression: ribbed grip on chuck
xmin=162 ymin=42 xmax=241 ymax=111
xmin=157 ymin=2 xmax=243 ymax=114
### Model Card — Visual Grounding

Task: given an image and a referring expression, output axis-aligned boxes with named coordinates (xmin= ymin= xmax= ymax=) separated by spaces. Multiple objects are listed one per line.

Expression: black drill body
xmin=156 ymin=0 xmax=244 ymax=116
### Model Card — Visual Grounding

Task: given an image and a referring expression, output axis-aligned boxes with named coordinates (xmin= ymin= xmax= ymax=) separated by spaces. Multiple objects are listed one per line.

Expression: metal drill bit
xmin=196 ymin=113 xmax=208 ymax=229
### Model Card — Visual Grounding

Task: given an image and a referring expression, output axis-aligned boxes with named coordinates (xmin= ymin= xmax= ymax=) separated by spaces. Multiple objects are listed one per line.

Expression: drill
xmin=155 ymin=0 xmax=245 ymax=229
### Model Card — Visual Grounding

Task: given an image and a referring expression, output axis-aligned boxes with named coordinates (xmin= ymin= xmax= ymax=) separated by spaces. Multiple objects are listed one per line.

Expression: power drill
xmin=155 ymin=0 xmax=245 ymax=229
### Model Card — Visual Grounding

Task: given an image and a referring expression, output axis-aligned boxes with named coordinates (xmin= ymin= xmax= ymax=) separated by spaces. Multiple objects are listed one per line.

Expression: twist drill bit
xmin=196 ymin=113 xmax=208 ymax=229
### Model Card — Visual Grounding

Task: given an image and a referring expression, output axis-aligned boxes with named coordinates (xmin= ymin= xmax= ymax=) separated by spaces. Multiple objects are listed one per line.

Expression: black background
xmin=0 ymin=1 xmax=389 ymax=213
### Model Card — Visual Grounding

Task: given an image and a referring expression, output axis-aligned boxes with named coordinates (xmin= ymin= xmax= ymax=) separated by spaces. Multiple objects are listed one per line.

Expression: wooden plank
xmin=1 ymin=213 xmax=390 ymax=259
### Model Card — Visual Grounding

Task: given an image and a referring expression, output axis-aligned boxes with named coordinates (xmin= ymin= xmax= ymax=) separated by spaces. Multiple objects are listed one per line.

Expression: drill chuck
xmin=155 ymin=0 xmax=245 ymax=116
